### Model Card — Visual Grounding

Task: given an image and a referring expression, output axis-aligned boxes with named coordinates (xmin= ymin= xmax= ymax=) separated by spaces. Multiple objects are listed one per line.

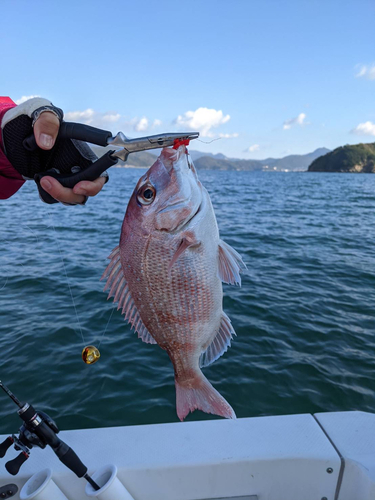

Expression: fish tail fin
xmin=175 ymin=371 xmax=236 ymax=421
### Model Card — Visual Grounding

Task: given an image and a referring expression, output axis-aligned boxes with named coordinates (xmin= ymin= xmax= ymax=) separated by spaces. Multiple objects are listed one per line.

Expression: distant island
xmin=308 ymin=142 xmax=375 ymax=173
xmin=91 ymin=145 xmax=330 ymax=172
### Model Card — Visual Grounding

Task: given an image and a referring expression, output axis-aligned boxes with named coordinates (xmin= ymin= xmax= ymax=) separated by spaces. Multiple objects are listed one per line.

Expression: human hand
xmin=34 ymin=111 xmax=106 ymax=205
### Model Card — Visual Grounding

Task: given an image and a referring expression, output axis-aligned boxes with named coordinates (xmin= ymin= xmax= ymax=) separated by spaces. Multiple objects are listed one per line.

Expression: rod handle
xmin=57 ymin=445 xmax=88 ymax=478
xmin=35 ymin=420 xmax=88 ymax=478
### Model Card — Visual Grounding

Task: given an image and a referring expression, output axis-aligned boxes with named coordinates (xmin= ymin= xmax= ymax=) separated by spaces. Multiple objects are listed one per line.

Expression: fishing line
xmin=48 ymin=212 xmax=85 ymax=346
xmin=98 ymin=306 xmax=116 ymax=349
xmin=196 ymin=137 xmax=223 ymax=144
xmin=47 ymin=211 xmax=114 ymax=364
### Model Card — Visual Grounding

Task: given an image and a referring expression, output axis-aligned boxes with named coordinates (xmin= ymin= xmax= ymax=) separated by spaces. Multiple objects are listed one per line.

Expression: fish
xmin=101 ymin=145 xmax=246 ymax=421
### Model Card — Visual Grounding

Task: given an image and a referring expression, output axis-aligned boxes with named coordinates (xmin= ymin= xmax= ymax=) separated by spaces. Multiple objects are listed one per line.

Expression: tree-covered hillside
xmin=308 ymin=143 xmax=375 ymax=173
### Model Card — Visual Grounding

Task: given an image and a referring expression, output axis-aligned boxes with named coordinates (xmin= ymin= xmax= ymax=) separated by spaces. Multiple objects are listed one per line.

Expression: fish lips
xmin=154 ymin=155 xmax=203 ymax=232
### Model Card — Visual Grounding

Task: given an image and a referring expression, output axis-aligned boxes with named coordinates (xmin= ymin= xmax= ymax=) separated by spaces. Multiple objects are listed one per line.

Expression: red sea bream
xmin=102 ymin=145 xmax=246 ymax=420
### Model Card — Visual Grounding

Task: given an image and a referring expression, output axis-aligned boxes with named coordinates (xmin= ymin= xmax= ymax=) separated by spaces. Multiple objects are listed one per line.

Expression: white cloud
xmin=63 ymin=108 xmax=159 ymax=135
xmin=135 ymin=117 xmax=149 ymax=132
xmin=246 ymin=144 xmax=260 ymax=152
xmin=355 ymin=64 xmax=375 ymax=80
xmin=15 ymin=95 xmax=41 ymax=104
xmin=152 ymin=119 xmax=162 ymax=127
xmin=283 ymin=113 xmax=306 ymax=130
xmin=65 ymin=108 xmax=96 ymax=124
xmin=102 ymin=113 xmax=121 ymax=123
xmin=218 ymin=132 xmax=239 ymax=139
xmin=351 ymin=121 xmax=375 ymax=136
xmin=175 ymin=107 xmax=231 ymax=137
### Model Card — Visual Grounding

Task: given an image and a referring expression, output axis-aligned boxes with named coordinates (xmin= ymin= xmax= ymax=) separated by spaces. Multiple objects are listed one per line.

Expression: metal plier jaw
xmin=109 ymin=131 xmax=199 ymax=161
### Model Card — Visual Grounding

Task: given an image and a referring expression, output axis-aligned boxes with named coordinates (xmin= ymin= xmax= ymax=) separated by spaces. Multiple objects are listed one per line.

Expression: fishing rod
xmin=0 ymin=381 xmax=100 ymax=491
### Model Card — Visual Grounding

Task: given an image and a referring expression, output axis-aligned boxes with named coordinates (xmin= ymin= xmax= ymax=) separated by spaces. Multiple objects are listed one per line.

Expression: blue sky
xmin=2 ymin=0 xmax=375 ymax=158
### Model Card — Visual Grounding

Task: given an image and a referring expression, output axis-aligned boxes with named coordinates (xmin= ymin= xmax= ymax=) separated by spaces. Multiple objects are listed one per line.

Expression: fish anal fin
xmin=199 ymin=313 xmax=236 ymax=368
xmin=168 ymin=232 xmax=201 ymax=274
xmin=217 ymin=239 xmax=247 ymax=286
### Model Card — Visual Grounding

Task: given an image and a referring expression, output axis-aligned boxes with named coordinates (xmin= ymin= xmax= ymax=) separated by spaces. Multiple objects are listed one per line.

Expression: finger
xmin=40 ymin=176 xmax=86 ymax=205
xmin=73 ymin=177 xmax=106 ymax=197
xmin=34 ymin=112 xmax=60 ymax=150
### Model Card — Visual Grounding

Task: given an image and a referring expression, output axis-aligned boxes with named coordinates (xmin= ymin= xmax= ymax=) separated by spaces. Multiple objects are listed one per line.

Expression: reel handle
xmin=5 ymin=452 xmax=29 ymax=476
xmin=0 ymin=437 xmax=13 ymax=458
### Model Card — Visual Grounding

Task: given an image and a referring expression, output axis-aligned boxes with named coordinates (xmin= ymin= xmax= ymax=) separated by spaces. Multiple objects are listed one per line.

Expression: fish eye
xmin=137 ymin=185 xmax=156 ymax=205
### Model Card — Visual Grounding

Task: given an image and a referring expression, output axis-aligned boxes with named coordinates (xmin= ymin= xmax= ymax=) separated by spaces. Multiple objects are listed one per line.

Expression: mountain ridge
xmin=194 ymin=147 xmax=330 ymax=171
xmin=91 ymin=145 xmax=330 ymax=171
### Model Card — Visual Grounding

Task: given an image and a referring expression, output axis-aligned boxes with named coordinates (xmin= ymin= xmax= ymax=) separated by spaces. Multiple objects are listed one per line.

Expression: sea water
xmin=0 ymin=169 xmax=374 ymax=432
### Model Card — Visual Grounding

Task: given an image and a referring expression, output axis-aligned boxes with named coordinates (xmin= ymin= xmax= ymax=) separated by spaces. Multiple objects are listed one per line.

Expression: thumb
xmin=33 ymin=111 xmax=60 ymax=150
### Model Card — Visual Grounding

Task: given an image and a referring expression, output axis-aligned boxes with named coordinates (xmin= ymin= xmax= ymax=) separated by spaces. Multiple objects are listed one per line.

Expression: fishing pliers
xmin=23 ymin=123 xmax=199 ymax=203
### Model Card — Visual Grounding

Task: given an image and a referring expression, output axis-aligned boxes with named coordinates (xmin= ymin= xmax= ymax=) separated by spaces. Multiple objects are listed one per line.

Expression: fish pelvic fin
xmin=101 ymin=245 xmax=157 ymax=345
xmin=200 ymin=312 xmax=236 ymax=368
xmin=175 ymin=370 xmax=236 ymax=421
xmin=217 ymin=239 xmax=247 ymax=286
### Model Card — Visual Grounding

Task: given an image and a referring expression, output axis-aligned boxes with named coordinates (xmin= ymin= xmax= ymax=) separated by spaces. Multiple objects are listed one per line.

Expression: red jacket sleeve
xmin=0 ymin=97 xmax=25 ymax=199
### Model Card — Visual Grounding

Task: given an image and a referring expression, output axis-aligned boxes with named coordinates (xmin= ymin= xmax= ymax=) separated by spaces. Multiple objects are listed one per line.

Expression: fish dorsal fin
xmin=217 ymin=239 xmax=247 ymax=286
xmin=101 ymin=246 xmax=157 ymax=345
xmin=199 ymin=313 xmax=236 ymax=368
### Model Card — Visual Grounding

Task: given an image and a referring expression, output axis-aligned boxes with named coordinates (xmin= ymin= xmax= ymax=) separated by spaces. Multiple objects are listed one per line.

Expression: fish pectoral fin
xmin=101 ymin=245 xmax=157 ymax=345
xmin=168 ymin=234 xmax=201 ymax=274
xmin=217 ymin=239 xmax=247 ymax=286
xmin=199 ymin=313 xmax=236 ymax=368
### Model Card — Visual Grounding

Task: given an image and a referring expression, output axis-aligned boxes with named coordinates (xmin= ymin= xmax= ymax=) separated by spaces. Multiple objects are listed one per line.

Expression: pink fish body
xmin=102 ymin=146 xmax=246 ymax=420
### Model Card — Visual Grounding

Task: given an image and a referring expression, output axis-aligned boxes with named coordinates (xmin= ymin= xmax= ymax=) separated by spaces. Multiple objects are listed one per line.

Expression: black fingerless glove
xmin=1 ymin=98 xmax=104 ymax=204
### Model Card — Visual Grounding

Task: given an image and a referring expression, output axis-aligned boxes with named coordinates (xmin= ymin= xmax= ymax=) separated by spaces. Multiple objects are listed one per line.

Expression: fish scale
xmin=144 ymin=242 xmax=216 ymax=343
xmin=102 ymin=145 xmax=246 ymax=420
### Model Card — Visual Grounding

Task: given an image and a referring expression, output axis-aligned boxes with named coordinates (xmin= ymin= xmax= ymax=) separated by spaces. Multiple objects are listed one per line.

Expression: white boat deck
xmin=0 ymin=411 xmax=374 ymax=500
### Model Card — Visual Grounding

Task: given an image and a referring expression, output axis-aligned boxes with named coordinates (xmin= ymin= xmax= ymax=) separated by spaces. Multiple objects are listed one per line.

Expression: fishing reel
xmin=0 ymin=411 xmax=59 ymax=475
xmin=0 ymin=381 xmax=100 ymax=491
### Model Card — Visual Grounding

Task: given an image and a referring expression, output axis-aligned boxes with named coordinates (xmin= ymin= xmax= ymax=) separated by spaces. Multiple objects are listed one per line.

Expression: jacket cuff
xmin=1 ymin=98 xmax=60 ymax=128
